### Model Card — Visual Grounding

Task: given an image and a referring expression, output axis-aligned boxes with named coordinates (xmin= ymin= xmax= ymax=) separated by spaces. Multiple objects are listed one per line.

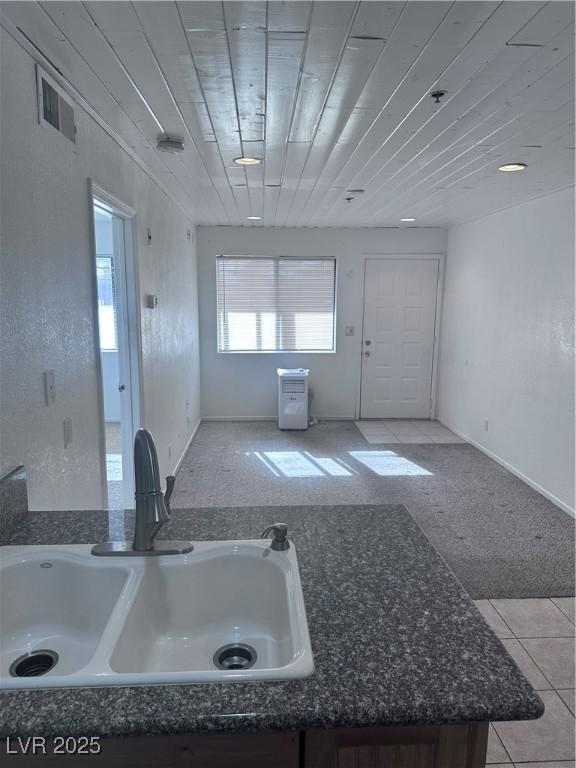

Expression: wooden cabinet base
xmin=306 ymin=722 xmax=488 ymax=768
xmin=1 ymin=722 xmax=488 ymax=767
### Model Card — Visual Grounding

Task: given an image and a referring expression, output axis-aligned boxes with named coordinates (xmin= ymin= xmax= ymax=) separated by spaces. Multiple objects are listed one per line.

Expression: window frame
xmin=215 ymin=255 xmax=338 ymax=355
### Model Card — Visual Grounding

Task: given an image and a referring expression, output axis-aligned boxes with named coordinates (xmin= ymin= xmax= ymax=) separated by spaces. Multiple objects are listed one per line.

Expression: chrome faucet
xmin=133 ymin=428 xmax=173 ymax=550
xmin=92 ymin=429 xmax=193 ymax=556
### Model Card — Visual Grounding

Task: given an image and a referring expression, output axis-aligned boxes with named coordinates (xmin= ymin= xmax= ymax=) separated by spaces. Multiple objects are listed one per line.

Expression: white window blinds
xmin=216 ymin=257 xmax=336 ymax=352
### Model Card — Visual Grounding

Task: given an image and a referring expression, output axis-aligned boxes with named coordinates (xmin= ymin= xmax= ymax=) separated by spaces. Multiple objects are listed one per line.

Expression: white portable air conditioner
xmin=277 ymin=369 xmax=309 ymax=430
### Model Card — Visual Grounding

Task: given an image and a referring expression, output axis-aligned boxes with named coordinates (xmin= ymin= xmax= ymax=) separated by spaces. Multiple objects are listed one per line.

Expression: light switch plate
xmin=44 ymin=370 xmax=56 ymax=405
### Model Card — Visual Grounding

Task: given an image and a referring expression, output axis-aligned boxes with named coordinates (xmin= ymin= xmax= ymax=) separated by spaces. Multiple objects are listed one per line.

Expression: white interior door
xmin=360 ymin=258 xmax=439 ymax=419
xmin=93 ymin=187 xmax=140 ymax=511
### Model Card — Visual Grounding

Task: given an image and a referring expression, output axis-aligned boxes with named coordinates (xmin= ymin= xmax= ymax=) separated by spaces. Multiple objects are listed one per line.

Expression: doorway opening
xmin=91 ymin=185 xmax=141 ymax=510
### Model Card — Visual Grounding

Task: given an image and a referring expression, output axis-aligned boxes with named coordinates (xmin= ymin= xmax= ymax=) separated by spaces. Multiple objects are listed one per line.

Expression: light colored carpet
xmin=172 ymin=420 xmax=575 ymax=599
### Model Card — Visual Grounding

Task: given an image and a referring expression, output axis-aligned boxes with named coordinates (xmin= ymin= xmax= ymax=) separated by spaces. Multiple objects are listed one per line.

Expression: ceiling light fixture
xmin=246 ymin=216 xmax=262 ymax=220
xmin=498 ymin=162 xmax=528 ymax=172
xmin=400 ymin=217 xmax=416 ymax=222
xmin=233 ymin=156 xmax=262 ymax=166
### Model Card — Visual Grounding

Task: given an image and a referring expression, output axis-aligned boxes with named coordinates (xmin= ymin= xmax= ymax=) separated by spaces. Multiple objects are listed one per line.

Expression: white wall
xmin=438 ymin=187 xmax=575 ymax=514
xmin=0 ymin=30 xmax=200 ymax=510
xmin=198 ymin=226 xmax=446 ymax=419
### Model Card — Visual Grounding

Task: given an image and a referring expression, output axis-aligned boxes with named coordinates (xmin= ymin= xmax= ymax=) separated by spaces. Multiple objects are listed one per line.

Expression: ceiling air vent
xmin=36 ymin=66 xmax=76 ymax=143
xmin=156 ymin=136 xmax=185 ymax=154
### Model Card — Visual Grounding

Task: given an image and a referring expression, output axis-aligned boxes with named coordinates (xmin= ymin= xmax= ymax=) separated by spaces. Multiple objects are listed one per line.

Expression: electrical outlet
xmin=483 ymin=420 xmax=489 ymax=432
xmin=63 ymin=418 xmax=73 ymax=448
xmin=44 ymin=370 xmax=56 ymax=405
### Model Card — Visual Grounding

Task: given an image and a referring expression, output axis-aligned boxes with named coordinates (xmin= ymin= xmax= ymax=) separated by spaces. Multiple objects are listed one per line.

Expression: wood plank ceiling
xmin=2 ymin=1 xmax=574 ymax=227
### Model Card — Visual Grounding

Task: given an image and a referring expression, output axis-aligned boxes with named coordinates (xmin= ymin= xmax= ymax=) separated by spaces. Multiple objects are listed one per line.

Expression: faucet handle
xmin=261 ymin=522 xmax=290 ymax=551
xmin=165 ymin=475 xmax=176 ymax=507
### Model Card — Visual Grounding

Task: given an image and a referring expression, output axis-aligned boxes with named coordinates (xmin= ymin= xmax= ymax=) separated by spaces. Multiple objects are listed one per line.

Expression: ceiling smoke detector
xmin=430 ymin=90 xmax=447 ymax=104
xmin=157 ymin=136 xmax=185 ymax=154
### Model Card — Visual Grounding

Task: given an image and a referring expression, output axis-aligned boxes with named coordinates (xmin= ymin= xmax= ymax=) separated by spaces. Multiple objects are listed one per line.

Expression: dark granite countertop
xmin=0 ymin=504 xmax=543 ymax=738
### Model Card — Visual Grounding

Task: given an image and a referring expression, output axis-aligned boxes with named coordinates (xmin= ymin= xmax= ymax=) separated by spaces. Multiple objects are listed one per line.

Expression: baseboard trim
xmin=438 ymin=419 xmax=575 ymax=519
xmin=201 ymin=416 xmax=356 ymax=422
xmin=172 ymin=419 xmax=202 ymax=475
xmin=202 ymin=416 xmax=276 ymax=422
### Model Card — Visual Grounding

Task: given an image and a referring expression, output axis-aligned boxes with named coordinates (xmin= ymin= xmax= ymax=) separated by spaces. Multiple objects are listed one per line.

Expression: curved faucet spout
xmin=92 ymin=429 xmax=192 ymax=557
xmin=133 ymin=428 xmax=170 ymax=551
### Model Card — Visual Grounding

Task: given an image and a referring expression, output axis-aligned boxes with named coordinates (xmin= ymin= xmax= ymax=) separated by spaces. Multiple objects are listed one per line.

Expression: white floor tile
xmin=491 ymin=599 xmax=575 ymax=638
xmin=501 ymin=639 xmax=552 ymax=690
xmin=557 ymin=690 xmax=575 ymax=716
xmin=552 ymin=598 xmax=576 ymax=623
xmin=514 ymin=763 xmax=576 ymax=768
xmin=519 ymin=638 xmax=575 ymax=689
xmin=474 ymin=600 xmax=515 ymax=638
xmin=493 ymin=691 xmax=575 ymax=762
xmin=395 ymin=435 xmax=434 ymax=443
xmin=487 ymin=724 xmax=512 ymax=763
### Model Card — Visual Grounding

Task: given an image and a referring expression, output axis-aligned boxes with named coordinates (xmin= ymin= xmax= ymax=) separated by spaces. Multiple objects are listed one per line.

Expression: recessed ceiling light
xmin=498 ymin=162 xmax=528 ymax=172
xmin=246 ymin=216 xmax=262 ymax=220
xmin=400 ymin=217 xmax=416 ymax=222
xmin=233 ymin=156 xmax=262 ymax=166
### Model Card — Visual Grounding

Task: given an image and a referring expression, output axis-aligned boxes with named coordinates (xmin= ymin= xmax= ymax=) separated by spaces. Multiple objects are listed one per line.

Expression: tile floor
xmin=476 ymin=597 xmax=575 ymax=767
xmin=354 ymin=419 xmax=466 ymax=444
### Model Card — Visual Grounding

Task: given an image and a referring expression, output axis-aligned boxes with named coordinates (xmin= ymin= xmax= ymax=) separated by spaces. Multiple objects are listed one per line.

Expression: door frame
xmin=355 ymin=253 xmax=445 ymax=421
xmin=88 ymin=180 xmax=143 ymax=509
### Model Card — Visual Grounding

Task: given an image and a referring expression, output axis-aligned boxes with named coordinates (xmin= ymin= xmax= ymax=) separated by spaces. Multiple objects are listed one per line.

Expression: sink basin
xmin=0 ymin=541 xmax=313 ymax=688
xmin=0 ymin=550 xmax=132 ymax=678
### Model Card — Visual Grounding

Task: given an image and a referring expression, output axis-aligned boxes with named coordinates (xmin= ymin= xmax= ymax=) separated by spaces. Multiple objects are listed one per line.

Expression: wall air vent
xmin=36 ymin=66 xmax=76 ymax=143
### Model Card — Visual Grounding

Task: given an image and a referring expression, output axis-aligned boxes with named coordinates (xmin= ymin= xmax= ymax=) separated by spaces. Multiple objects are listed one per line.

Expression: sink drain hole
xmin=213 ymin=643 xmax=257 ymax=671
xmin=10 ymin=650 xmax=59 ymax=678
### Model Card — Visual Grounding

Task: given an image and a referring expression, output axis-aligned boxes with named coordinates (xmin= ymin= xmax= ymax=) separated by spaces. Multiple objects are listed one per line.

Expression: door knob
xmin=118 ymin=384 xmax=126 ymax=392
xmin=365 ymin=340 xmax=371 ymax=345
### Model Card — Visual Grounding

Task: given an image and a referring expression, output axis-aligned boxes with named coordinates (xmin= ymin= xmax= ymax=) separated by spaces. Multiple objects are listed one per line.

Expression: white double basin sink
xmin=0 ymin=540 xmax=314 ymax=689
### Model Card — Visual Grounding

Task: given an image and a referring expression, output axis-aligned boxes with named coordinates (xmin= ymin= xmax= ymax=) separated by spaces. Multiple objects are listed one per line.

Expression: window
xmin=96 ymin=256 xmax=118 ymax=351
xmin=216 ymin=257 xmax=336 ymax=353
